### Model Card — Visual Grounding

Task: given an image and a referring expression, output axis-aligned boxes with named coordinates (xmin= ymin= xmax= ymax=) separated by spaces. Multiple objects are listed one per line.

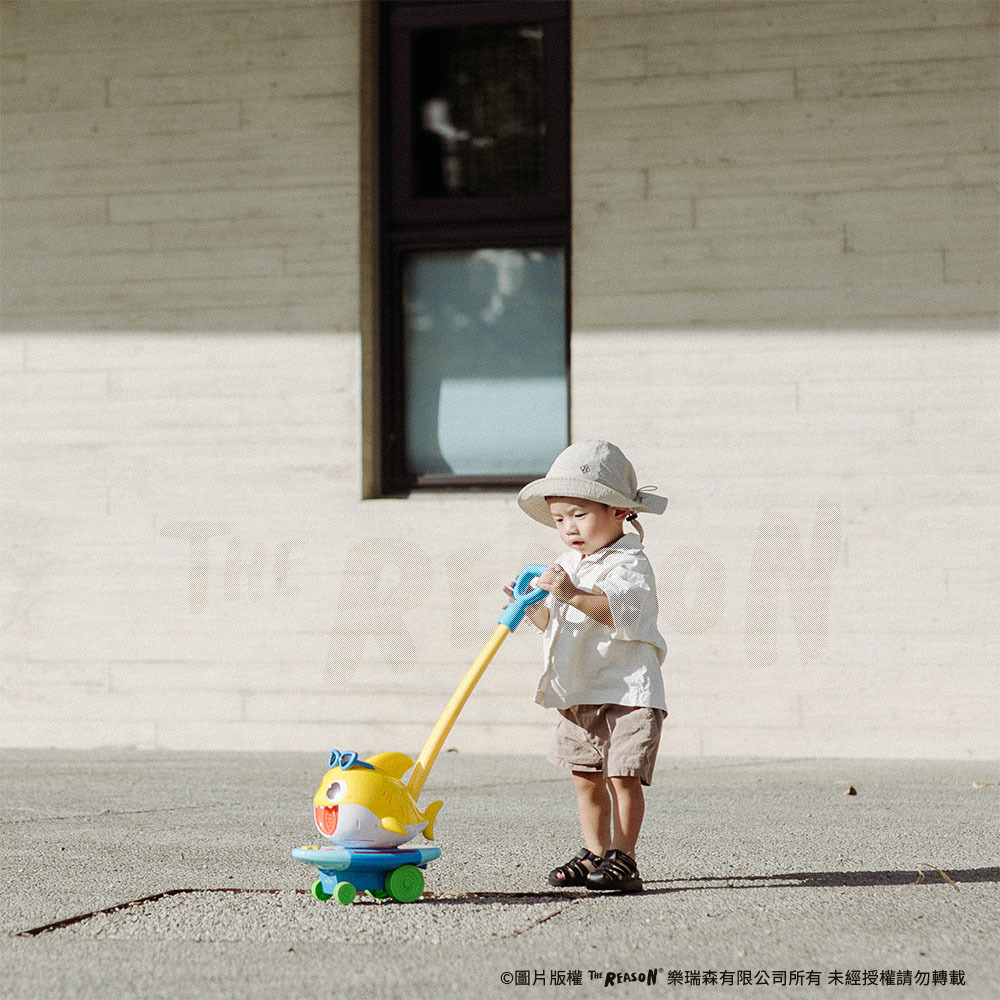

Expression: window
xmin=365 ymin=0 xmax=570 ymax=495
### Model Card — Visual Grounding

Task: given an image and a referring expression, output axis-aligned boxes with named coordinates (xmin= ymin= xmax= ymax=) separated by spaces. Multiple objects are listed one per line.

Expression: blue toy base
xmin=291 ymin=845 xmax=442 ymax=904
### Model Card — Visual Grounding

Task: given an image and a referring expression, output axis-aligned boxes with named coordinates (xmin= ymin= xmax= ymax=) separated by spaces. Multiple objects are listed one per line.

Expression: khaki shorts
xmin=549 ymin=704 xmax=666 ymax=787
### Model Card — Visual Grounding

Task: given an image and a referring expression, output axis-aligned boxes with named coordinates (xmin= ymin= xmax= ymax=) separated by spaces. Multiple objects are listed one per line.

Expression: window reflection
xmin=411 ymin=23 xmax=545 ymax=197
xmin=404 ymin=248 xmax=566 ymax=476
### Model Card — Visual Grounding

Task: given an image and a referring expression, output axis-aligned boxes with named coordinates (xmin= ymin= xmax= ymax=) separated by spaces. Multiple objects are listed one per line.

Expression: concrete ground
xmin=1 ymin=750 xmax=997 ymax=1000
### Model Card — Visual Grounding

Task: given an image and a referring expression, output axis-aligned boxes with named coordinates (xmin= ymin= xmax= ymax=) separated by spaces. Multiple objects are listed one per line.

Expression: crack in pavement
xmin=17 ymin=867 xmax=994 ymax=940
xmin=12 ymin=887 xmax=590 ymax=941
xmin=13 ymin=888 xmax=293 ymax=938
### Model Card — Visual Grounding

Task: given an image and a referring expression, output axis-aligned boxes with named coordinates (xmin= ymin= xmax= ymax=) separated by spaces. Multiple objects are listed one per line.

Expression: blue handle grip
xmin=499 ymin=564 xmax=549 ymax=630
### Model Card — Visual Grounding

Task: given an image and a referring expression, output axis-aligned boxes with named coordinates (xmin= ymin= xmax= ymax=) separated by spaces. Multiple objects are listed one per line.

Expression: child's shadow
xmin=643 ymin=865 xmax=1000 ymax=894
xmin=428 ymin=866 xmax=1000 ymax=902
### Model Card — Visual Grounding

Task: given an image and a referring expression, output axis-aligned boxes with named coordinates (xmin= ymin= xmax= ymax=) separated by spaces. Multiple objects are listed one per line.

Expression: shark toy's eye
xmin=324 ymin=781 xmax=346 ymax=804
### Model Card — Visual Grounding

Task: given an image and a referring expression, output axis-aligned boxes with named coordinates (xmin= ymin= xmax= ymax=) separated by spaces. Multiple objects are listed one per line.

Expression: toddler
xmin=505 ymin=440 xmax=668 ymax=893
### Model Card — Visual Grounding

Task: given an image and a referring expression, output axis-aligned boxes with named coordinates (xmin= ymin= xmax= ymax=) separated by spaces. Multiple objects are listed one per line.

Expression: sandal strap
xmin=553 ymin=847 xmax=602 ymax=880
xmin=597 ymin=849 xmax=638 ymax=882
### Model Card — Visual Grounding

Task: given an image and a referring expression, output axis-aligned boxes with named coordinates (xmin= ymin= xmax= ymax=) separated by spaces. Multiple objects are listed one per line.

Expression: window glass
xmin=411 ymin=23 xmax=545 ymax=198
xmin=404 ymin=248 xmax=567 ymax=476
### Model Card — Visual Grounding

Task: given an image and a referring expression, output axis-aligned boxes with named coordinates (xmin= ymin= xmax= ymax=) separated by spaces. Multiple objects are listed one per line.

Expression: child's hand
xmin=501 ymin=581 xmax=524 ymax=613
xmin=538 ymin=564 xmax=579 ymax=603
xmin=502 ymin=579 xmax=550 ymax=630
xmin=537 ymin=565 xmax=612 ymax=626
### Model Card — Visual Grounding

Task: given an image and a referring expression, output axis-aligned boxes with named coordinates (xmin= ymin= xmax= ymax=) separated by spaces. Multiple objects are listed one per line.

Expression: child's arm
xmin=523 ymin=602 xmax=550 ymax=630
xmin=538 ymin=565 xmax=612 ymax=627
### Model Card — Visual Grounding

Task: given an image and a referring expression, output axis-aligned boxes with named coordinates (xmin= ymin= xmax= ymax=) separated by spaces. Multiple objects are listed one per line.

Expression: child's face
xmin=546 ymin=497 xmax=629 ymax=556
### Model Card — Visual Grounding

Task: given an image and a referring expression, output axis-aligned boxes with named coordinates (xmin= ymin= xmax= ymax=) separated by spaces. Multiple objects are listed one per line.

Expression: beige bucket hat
xmin=517 ymin=440 xmax=667 ymax=529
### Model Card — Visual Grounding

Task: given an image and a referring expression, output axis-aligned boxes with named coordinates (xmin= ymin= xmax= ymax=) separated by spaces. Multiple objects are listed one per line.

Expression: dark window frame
xmin=366 ymin=0 xmax=571 ymax=497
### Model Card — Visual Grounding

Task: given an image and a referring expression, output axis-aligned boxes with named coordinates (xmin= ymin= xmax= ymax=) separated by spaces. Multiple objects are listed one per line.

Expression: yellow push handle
xmin=407 ymin=623 xmax=510 ymax=799
xmin=407 ymin=565 xmax=548 ymax=799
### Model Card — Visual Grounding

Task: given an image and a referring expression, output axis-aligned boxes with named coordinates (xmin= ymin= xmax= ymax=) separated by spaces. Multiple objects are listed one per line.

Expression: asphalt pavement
xmin=2 ymin=750 xmax=998 ymax=1000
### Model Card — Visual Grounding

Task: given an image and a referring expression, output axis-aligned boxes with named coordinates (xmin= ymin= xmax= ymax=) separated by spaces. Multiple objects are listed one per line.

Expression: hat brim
xmin=517 ymin=476 xmax=667 ymax=528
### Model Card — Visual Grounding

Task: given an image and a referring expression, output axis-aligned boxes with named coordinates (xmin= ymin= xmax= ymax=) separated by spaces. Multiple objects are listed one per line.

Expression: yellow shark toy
xmin=312 ymin=750 xmax=444 ymax=850
xmin=295 ymin=566 xmax=549 ymax=901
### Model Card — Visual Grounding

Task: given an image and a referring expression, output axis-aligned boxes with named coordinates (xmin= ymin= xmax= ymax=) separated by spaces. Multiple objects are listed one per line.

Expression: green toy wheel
xmin=310 ymin=879 xmax=332 ymax=902
xmin=333 ymin=881 xmax=357 ymax=905
xmin=385 ymin=864 xmax=424 ymax=903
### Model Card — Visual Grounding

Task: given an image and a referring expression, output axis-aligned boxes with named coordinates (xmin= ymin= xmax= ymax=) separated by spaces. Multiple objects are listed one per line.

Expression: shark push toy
xmin=292 ymin=564 xmax=548 ymax=904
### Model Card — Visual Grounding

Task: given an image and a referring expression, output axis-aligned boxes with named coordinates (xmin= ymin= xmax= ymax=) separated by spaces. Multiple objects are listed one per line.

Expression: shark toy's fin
xmin=380 ymin=815 xmax=408 ymax=836
xmin=422 ymin=800 xmax=443 ymax=841
xmin=366 ymin=752 xmax=414 ymax=780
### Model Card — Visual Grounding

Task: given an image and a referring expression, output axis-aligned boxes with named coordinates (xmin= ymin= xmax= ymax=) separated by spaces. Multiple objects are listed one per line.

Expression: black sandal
xmin=585 ymin=849 xmax=643 ymax=892
xmin=547 ymin=848 xmax=603 ymax=887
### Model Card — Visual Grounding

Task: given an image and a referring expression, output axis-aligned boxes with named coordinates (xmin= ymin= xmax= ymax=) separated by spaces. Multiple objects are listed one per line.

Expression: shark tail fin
xmin=422 ymin=800 xmax=444 ymax=841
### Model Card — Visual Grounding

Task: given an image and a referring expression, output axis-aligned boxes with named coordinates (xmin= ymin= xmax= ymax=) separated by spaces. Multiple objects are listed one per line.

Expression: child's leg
xmin=607 ymin=775 xmax=644 ymax=857
xmin=573 ymin=770 xmax=611 ymax=857
xmin=585 ymin=775 xmax=646 ymax=892
xmin=603 ymin=705 xmax=663 ymax=858
xmin=547 ymin=769 xmax=609 ymax=886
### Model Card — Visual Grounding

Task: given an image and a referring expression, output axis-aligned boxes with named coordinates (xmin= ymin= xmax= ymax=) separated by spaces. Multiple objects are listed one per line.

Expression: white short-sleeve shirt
xmin=534 ymin=534 xmax=667 ymax=711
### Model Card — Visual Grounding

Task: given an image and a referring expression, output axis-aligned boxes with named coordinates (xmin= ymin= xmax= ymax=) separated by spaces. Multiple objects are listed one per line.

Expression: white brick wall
xmin=1 ymin=1 xmax=997 ymax=759
xmin=573 ymin=1 xmax=998 ymax=328
xmin=570 ymin=0 xmax=999 ymax=759
xmin=1 ymin=0 xmax=358 ymax=332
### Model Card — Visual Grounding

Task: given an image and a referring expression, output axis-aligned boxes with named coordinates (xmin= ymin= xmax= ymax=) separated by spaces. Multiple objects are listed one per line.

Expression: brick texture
xmin=570 ymin=0 xmax=999 ymax=759
xmin=1 ymin=1 xmax=997 ymax=759
xmin=1 ymin=0 xmax=358 ymax=332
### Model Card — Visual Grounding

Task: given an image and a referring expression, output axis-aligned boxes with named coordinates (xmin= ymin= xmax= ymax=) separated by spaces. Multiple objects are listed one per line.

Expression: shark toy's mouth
xmin=314 ymin=804 xmax=338 ymax=837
